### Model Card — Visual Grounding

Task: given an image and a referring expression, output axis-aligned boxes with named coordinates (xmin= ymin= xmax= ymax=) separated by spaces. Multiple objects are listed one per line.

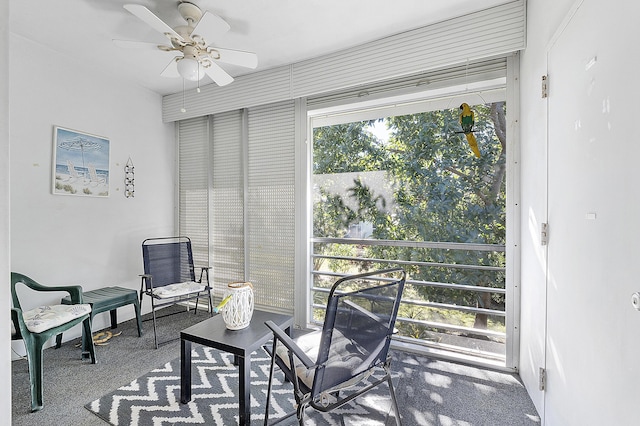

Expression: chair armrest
xmin=197 ymin=267 xmax=212 ymax=284
xmin=11 ymin=273 xmax=84 ymax=304
xmin=139 ymin=274 xmax=155 ymax=291
xmin=61 ymin=285 xmax=84 ymax=304
xmin=42 ymin=284 xmax=84 ymax=304
xmin=11 ymin=307 xmax=28 ymax=340
xmin=265 ymin=320 xmax=315 ymax=368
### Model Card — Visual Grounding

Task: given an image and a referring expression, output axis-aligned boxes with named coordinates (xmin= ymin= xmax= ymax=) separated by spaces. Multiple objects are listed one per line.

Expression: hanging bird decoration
xmin=459 ymin=103 xmax=481 ymax=158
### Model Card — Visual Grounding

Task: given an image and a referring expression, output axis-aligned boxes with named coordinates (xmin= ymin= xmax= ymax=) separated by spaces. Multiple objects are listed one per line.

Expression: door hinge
xmin=542 ymin=75 xmax=549 ymax=98
xmin=539 ymin=367 xmax=547 ymax=391
xmin=541 ymin=223 xmax=548 ymax=245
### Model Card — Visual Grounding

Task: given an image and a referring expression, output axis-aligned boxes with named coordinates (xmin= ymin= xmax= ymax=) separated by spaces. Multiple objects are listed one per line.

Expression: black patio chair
xmin=140 ymin=236 xmax=213 ymax=348
xmin=264 ymin=267 xmax=406 ymax=425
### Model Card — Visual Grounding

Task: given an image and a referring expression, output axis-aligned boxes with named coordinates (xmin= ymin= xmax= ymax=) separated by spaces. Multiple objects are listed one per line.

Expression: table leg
xmin=180 ymin=339 xmax=192 ymax=404
xmin=238 ymin=354 xmax=251 ymax=425
xmin=110 ymin=309 xmax=118 ymax=329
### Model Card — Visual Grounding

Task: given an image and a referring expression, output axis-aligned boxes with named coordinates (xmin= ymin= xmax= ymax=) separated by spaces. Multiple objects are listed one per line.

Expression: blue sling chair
xmin=264 ymin=267 xmax=406 ymax=425
xmin=140 ymin=236 xmax=213 ymax=349
xmin=10 ymin=272 xmax=96 ymax=412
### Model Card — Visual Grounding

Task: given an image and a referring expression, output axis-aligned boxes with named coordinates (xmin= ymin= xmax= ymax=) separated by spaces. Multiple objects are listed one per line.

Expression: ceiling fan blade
xmin=160 ymin=58 xmax=181 ymax=78
xmin=123 ymin=4 xmax=184 ymax=42
xmin=191 ymin=11 xmax=231 ymax=45
xmin=203 ymin=62 xmax=234 ymax=86
xmin=208 ymin=47 xmax=258 ymax=69
xmin=113 ymin=39 xmax=164 ymax=50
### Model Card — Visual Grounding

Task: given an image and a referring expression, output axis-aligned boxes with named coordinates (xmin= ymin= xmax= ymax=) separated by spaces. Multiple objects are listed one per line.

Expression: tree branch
xmin=490 ymin=102 xmax=507 ymax=151
xmin=488 ymin=102 xmax=507 ymax=201
xmin=445 ymin=166 xmax=491 ymax=205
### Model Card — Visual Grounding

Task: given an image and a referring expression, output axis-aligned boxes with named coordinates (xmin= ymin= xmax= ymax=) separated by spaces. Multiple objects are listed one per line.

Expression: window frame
xmin=298 ymin=55 xmax=520 ymax=371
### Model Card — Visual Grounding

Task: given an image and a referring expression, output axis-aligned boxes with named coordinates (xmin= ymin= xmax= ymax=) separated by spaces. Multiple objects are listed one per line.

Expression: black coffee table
xmin=180 ymin=309 xmax=293 ymax=425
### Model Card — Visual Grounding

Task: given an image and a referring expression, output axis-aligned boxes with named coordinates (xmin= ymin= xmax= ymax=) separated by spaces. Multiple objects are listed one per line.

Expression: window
xmin=307 ymin=61 xmax=518 ymax=369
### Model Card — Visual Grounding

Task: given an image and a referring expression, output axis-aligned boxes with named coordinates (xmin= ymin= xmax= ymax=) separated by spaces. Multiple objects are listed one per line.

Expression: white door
xmin=546 ymin=0 xmax=640 ymax=424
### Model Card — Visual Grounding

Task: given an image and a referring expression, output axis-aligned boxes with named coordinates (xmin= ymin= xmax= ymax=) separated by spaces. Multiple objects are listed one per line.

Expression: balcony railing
xmin=311 ymin=237 xmax=507 ymax=362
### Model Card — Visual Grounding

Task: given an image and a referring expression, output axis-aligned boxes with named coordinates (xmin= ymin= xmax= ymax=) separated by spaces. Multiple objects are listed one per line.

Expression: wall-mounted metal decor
xmin=124 ymin=157 xmax=134 ymax=198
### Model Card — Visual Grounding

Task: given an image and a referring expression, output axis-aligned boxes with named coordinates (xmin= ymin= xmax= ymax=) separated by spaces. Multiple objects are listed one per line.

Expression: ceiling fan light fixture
xmin=177 ymin=57 xmax=204 ymax=81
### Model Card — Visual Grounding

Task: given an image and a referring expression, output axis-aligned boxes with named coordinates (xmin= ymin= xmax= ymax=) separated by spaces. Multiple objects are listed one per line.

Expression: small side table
xmin=55 ymin=286 xmax=143 ymax=350
xmin=180 ymin=309 xmax=293 ymax=426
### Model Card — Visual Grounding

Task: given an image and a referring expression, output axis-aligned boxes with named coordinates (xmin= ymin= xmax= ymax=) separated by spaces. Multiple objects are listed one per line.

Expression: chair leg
xmin=134 ymin=299 xmax=143 ymax=337
xmin=54 ymin=333 xmax=63 ymax=349
xmin=151 ymin=299 xmax=159 ymax=349
xmin=208 ymin=292 xmax=214 ymax=316
xmin=80 ymin=315 xmax=93 ymax=358
xmin=386 ymin=371 xmax=402 ymax=426
xmin=193 ymin=294 xmax=199 ymax=315
xmin=264 ymin=340 xmax=277 ymax=426
xmin=296 ymin=403 xmax=306 ymax=426
xmin=27 ymin=339 xmax=45 ymax=412
xmin=82 ymin=318 xmax=97 ymax=364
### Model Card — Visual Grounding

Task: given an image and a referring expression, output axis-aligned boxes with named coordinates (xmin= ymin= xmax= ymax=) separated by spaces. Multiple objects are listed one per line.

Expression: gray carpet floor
xmin=11 ymin=306 xmax=541 ymax=425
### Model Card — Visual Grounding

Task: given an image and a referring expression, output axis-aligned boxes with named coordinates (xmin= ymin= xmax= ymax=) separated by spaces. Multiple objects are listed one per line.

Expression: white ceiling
xmin=9 ymin=0 xmax=510 ymax=96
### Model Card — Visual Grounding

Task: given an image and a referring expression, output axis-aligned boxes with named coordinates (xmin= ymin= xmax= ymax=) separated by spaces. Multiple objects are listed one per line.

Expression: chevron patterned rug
xmin=85 ymin=345 xmax=398 ymax=426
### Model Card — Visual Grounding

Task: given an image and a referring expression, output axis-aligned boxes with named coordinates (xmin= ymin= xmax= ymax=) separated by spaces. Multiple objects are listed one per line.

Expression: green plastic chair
xmin=10 ymin=272 xmax=97 ymax=412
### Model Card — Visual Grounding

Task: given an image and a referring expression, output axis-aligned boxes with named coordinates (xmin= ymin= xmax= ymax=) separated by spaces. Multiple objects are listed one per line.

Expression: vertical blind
xmin=178 ymin=101 xmax=296 ymax=312
xmin=210 ymin=110 xmax=245 ymax=289
xmin=246 ymin=101 xmax=296 ymax=313
xmin=178 ymin=116 xmax=210 ymax=268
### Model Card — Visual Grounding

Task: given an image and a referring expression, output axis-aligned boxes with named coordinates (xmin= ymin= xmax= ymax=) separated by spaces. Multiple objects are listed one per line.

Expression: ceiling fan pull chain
xmin=197 ymin=61 xmax=201 ymax=93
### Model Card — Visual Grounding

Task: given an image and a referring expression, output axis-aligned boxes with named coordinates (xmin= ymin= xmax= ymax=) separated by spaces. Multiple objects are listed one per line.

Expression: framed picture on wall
xmin=52 ymin=126 xmax=110 ymax=197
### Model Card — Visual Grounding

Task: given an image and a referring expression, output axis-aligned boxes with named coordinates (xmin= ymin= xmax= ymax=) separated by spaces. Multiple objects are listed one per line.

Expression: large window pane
xmin=311 ymin=101 xmax=508 ymax=361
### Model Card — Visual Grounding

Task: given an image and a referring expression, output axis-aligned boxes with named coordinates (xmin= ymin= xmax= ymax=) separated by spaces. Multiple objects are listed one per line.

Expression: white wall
xmin=520 ymin=0 xmax=640 ymax=424
xmin=1 ymin=1 xmax=12 ymax=422
xmin=9 ymin=33 xmax=175 ymax=354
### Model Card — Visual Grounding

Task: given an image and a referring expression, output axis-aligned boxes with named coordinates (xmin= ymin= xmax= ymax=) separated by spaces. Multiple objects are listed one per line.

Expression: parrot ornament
xmin=459 ymin=103 xmax=481 ymax=158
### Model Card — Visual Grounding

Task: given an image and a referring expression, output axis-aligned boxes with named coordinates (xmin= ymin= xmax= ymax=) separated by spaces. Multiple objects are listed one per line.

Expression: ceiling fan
xmin=115 ymin=1 xmax=258 ymax=86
